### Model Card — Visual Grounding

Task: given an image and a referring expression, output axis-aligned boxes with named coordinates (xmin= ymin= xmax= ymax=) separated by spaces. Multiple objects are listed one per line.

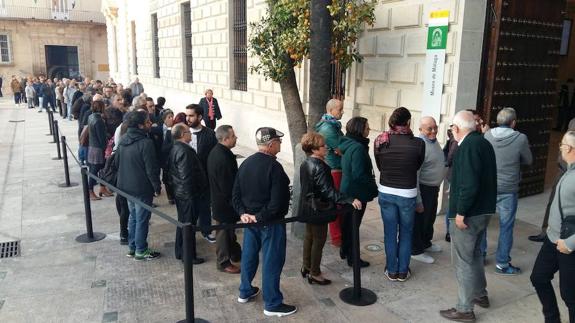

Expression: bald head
xmin=92 ymin=94 xmax=103 ymax=102
xmin=326 ymin=99 xmax=344 ymax=120
xmin=419 ymin=116 xmax=438 ymax=140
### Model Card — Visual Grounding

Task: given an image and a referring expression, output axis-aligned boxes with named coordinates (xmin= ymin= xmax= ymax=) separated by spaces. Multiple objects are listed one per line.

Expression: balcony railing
xmin=0 ymin=5 xmax=105 ymax=24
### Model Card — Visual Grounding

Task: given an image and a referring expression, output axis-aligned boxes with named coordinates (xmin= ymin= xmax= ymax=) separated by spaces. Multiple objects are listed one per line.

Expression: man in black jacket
xmin=115 ymin=110 xmax=162 ymax=261
xmin=233 ymin=127 xmax=296 ymax=317
xmin=185 ymin=104 xmax=218 ymax=242
xmin=169 ymin=123 xmax=208 ymax=264
xmin=207 ymin=125 xmax=241 ymax=274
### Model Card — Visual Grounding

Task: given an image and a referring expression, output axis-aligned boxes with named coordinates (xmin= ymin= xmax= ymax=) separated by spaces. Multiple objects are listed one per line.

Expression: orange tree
xmin=249 ymin=0 xmax=376 ymax=158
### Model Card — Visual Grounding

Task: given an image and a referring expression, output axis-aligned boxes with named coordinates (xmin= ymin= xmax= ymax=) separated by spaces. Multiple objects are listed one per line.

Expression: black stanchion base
xmin=58 ymin=182 xmax=79 ymax=188
xmin=176 ymin=319 xmax=209 ymax=323
xmin=46 ymin=133 xmax=52 ymax=136
xmin=52 ymin=157 xmax=62 ymax=160
xmin=75 ymin=232 xmax=106 ymax=243
xmin=339 ymin=287 xmax=378 ymax=306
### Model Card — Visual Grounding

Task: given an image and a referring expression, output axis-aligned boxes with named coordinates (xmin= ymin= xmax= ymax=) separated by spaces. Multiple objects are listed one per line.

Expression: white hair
xmin=496 ymin=108 xmax=516 ymax=126
xmin=452 ymin=110 xmax=476 ymax=131
xmin=565 ymin=131 xmax=575 ymax=147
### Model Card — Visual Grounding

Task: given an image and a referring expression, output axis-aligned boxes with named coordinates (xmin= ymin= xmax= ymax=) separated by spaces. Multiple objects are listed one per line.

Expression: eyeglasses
xmin=559 ymin=143 xmax=573 ymax=149
xmin=423 ymin=126 xmax=438 ymax=132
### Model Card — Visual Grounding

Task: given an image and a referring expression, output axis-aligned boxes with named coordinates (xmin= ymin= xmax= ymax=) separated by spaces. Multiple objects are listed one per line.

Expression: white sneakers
xmin=411 ymin=253 xmax=435 ymax=264
xmin=412 ymin=244 xmax=443 ymax=264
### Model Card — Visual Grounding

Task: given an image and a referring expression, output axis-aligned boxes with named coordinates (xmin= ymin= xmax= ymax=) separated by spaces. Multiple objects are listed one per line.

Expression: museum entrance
xmin=45 ymin=45 xmax=79 ymax=79
xmin=477 ymin=0 xmax=569 ymax=196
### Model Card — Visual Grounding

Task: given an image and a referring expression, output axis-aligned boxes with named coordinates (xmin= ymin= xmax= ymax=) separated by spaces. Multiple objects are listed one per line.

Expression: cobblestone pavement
xmin=0 ymin=97 xmax=568 ymax=322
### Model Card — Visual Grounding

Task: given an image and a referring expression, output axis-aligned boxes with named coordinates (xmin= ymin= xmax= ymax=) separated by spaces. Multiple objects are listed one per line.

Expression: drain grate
xmin=0 ymin=241 xmax=20 ymax=258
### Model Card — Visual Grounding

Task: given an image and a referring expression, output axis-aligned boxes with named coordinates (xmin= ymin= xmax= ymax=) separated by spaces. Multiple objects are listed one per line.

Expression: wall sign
xmin=422 ymin=10 xmax=449 ymax=122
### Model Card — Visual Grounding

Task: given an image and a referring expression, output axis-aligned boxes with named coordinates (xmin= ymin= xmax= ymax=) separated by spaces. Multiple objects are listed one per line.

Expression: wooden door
xmin=480 ymin=0 xmax=566 ymax=196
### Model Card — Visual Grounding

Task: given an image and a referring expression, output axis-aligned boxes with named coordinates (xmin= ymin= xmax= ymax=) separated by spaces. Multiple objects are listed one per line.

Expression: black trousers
xmin=115 ymin=194 xmax=129 ymax=239
xmin=340 ymin=202 xmax=366 ymax=257
xmin=175 ymin=198 xmax=199 ymax=260
xmin=530 ymin=238 xmax=575 ymax=323
xmin=161 ymin=168 xmax=174 ymax=201
xmin=412 ymin=184 xmax=440 ymax=255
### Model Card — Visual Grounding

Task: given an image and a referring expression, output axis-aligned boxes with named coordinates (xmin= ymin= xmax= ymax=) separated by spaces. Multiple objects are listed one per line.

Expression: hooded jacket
xmin=314 ymin=116 xmax=344 ymax=170
xmin=114 ymin=128 xmax=161 ymax=198
xmin=484 ymin=127 xmax=533 ymax=193
xmin=339 ymin=135 xmax=378 ymax=202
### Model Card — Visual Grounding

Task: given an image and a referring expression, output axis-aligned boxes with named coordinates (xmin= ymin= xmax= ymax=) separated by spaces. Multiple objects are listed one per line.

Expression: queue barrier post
xmin=339 ymin=209 xmax=377 ymax=306
xmin=75 ymin=166 xmax=106 ymax=243
xmin=52 ymin=121 xmax=62 ymax=160
xmin=47 ymin=110 xmax=54 ymax=137
xmin=58 ymin=136 xmax=79 ymax=187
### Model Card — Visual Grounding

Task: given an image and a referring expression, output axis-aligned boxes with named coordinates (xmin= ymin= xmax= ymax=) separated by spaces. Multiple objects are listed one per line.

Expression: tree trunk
xmin=308 ymin=0 xmax=333 ymax=128
xmin=279 ymin=64 xmax=308 ymax=160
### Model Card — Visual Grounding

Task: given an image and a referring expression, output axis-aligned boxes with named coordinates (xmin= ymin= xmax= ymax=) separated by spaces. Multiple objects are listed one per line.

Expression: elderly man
xmin=169 ymin=123 xmax=208 ymax=264
xmin=233 ymin=127 xmax=296 ymax=317
xmin=411 ymin=116 xmax=446 ymax=264
xmin=207 ymin=125 xmax=241 ymax=274
xmin=129 ymin=77 xmax=144 ymax=97
xmin=483 ymin=108 xmax=532 ymax=275
xmin=315 ymin=98 xmax=345 ymax=247
xmin=440 ymin=110 xmax=497 ymax=322
xmin=531 ymin=131 xmax=575 ymax=323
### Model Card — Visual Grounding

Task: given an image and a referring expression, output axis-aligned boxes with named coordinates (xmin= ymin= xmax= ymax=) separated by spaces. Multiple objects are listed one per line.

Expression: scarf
xmin=207 ymin=97 xmax=215 ymax=121
xmin=374 ymin=126 xmax=413 ymax=149
xmin=320 ymin=114 xmax=342 ymax=131
xmin=346 ymin=133 xmax=370 ymax=150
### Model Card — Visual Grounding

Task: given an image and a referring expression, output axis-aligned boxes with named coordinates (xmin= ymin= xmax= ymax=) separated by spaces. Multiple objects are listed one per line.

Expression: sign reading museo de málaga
xmin=422 ymin=10 xmax=449 ymax=122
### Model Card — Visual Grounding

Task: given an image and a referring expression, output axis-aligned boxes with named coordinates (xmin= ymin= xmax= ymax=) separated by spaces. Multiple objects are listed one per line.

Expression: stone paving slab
xmin=0 ymin=97 xmax=569 ymax=322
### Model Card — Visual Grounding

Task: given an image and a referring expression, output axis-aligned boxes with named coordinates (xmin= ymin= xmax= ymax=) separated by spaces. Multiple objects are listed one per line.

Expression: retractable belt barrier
xmin=45 ymin=112 xmax=376 ymax=323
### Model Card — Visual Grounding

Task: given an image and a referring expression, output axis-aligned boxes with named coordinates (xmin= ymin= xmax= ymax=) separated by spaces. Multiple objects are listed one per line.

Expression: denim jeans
xmin=378 ymin=192 xmax=416 ymax=274
xmin=480 ymin=193 xmax=518 ymax=266
xmin=67 ymin=102 xmax=73 ymax=120
xmin=127 ymin=196 xmax=153 ymax=253
xmin=450 ymin=214 xmax=492 ymax=312
xmin=239 ymin=224 xmax=286 ymax=310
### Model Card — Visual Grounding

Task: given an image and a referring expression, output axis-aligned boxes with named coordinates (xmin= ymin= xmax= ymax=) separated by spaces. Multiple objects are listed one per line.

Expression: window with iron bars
xmin=151 ymin=13 xmax=160 ymax=78
xmin=181 ymin=2 xmax=193 ymax=83
xmin=330 ymin=60 xmax=346 ymax=100
xmin=232 ymin=0 xmax=247 ymax=91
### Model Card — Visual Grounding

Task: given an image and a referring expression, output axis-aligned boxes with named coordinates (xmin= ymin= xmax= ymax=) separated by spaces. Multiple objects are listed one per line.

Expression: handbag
xmin=100 ymin=152 xmax=118 ymax=187
xmin=79 ymin=125 xmax=89 ymax=146
xmin=558 ymin=181 xmax=575 ymax=239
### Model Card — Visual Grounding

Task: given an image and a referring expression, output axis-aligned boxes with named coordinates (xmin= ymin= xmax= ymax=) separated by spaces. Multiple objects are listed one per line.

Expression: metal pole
xmin=177 ymin=224 xmax=208 ymax=323
xmin=53 ymin=121 xmax=62 ymax=160
xmin=75 ymin=166 xmax=106 ymax=243
xmin=47 ymin=110 xmax=53 ymax=136
xmin=339 ymin=209 xmax=377 ymax=306
xmin=62 ymin=136 xmax=70 ymax=186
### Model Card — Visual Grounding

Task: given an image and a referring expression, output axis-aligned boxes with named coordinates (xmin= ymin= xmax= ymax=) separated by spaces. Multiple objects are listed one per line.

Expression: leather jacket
xmin=297 ymin=156 xmax=353 ymax=221
xmin=168 ymin=141 xmax=208 ymax=200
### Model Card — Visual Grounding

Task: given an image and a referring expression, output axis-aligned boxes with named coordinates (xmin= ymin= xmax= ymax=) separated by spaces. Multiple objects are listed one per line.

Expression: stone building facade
xmin=102 ymin=0 xmax=486 ymax=160
xmin=0 ymin=0 xmax=109 ymax=91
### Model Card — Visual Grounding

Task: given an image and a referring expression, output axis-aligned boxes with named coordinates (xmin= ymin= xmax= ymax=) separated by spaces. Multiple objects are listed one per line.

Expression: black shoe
xmin=300 ymin=267 xmax=309 ymax=278
xmin=192 ymin=257 xmax=205 ymax=265
xmin=445 ymin=233 xmax=451 ymax=242
xmin=237 ymin=287 xmax=260 ymax=303
xmin=120 ymin=237 xmax=128 ymax=245
xmin=473 ymin=296 xmax=490 ymax=308
xmin=528 ymin=233 xmax=546 ymax=242
xmin=347 ymin=258 xmax=370 ymax=268
xmin=263 ymin=303 xmax=297 ymax=317
xmin=339 ymin=248 xmax=347 ymax=260
xmin=168 ymin=199 xmax=175 ymax=205
xmin=307 ymin=275 xmax=331 ymax=285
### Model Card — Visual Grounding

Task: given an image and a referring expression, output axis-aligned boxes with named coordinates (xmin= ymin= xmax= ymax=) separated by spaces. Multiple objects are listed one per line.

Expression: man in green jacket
xmin=315 ymin=99 xmax=345 ymax=246
xmin=440 ymin=110 xmax=497 ymax=322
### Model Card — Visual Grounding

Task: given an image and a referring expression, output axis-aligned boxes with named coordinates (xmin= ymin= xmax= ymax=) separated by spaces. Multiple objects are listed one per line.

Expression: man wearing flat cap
xmin=232 ymin=127 xmax=297 ymax=317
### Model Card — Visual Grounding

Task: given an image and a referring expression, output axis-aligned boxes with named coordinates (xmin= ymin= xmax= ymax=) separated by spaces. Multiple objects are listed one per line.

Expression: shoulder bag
xmin=558 ymin=181 xmax=575 ymax=239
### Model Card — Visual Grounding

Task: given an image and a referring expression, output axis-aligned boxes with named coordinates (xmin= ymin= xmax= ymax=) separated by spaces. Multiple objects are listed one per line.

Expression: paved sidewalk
xmin=0 ymin=97 xmax=568 ymax=322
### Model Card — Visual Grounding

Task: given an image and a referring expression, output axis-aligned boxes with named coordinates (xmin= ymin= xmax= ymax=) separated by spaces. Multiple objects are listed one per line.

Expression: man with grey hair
xmin=483 ymin=108 xmax=533 ymax=276
xmin=169 ymin=123 xmax=208 ymax=264
xmin=411 ymin=116 xmax=446 ymax=264
xmin=207 ymin=125 xmax=241 ymax=274
xmin=233 ymin=127 xmax=296 ymax=317
xmin=440 ymin=110 xmax=497 ymax=322
xmin=315 ymin=98 xmax=345 ymax=247
xmin=531 ymin=130 xmax=575 ymax=323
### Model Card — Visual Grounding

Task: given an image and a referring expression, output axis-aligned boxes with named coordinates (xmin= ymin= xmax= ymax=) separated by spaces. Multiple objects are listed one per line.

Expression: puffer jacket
xmin=298 ymin=156 xmax=354 ymax=223
xmin=168 ymin=141 xmax=208 ymax=200
xmin=114 ymin=128 xmax=161 ymax=198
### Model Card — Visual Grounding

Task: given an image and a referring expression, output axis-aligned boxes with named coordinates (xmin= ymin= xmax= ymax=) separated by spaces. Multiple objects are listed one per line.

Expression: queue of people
xmin=11 ymin=76 xmax=573 ymax=322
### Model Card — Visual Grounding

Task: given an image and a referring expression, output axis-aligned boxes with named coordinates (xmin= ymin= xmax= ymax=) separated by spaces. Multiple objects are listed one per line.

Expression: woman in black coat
xmin=298 ymin=132 xmax=362 ymax=285
xmin=87 ymin=101 xmax=113 ymax=200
